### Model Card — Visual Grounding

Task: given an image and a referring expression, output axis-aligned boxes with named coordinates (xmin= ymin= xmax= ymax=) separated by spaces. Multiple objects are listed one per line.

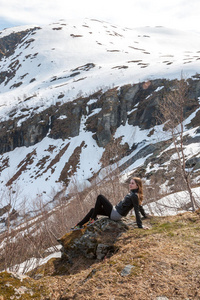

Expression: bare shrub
xmin=157 ymin=78 xmax=197 ymax=211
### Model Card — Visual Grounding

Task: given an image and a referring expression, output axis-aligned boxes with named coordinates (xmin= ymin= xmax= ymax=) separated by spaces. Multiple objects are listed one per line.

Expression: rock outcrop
xmin=58 ymin=217 xmax=132 ymax=261
xmin=0 ymin=78 xmax=199 ymax=154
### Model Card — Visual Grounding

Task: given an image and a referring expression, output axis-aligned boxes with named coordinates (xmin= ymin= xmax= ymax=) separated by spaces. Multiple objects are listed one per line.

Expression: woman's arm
xmin=132 ymin=195 xmax=143 ymax=228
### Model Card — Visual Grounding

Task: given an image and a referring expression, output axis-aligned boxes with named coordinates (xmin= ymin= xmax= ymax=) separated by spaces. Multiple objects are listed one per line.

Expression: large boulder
xmin=58 ymin=217 xmax=130 ymax=260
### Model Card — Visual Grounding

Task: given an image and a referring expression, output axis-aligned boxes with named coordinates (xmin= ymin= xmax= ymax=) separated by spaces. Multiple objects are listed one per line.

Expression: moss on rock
xmin=0 ymin=271 xmax=49 ymax=299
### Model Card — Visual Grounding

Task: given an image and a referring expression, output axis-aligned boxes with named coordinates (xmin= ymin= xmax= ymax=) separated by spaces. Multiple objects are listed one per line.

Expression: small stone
xmin=121 ymin=264 xmax=134 ymax=276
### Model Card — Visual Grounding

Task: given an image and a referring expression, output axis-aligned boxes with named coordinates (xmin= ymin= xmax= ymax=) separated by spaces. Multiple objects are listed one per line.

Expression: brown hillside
xmin=1 ymin=211 xmax=198 ymax=299
xmin=44 ymin=211 xmax=200 ymax=299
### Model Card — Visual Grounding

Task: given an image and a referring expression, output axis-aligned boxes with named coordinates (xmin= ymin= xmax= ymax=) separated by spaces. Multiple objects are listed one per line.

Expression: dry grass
xmin=1 ymin=176 xmax=200 ymax=299
xmin=33 ymin=210 xmax=200 ymax=299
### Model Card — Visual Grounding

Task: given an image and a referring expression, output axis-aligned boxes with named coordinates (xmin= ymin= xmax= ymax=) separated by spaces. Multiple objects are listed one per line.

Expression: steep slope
xmin=0 ymin=211 xmax=200 ymax=299
xmin=39 ymin=211 xmax=200 ymax=300
xmin=0 ymin=19 xmax=200 ymax=216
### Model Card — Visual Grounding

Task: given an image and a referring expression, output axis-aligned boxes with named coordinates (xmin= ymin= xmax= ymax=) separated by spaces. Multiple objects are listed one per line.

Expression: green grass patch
xmin=151 ymin=221 xmax=184 ymax=233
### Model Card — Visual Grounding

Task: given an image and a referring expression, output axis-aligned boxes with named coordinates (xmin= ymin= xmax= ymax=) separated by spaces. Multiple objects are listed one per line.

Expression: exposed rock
xmin=185 ymin=156 xmax=200 ymax=169
xmin=0 ymin=204 xmax=11 ymax=217
xmin=96 ymin=243 xmax=113 ymax=260
xmin=58 ymin=217 xmax=129 ymax=260
xmin=0 ymin=29 xmax=38 ymax=61
xmin=96 ymin=88 xmax=120 ymax=147
xmin=1 ymin=78 xmax=199 ymax=154
xmin=121 ymin=264 xmax=135 ymax=276
xmin=5 ymin=209 xmax=19 ymax=226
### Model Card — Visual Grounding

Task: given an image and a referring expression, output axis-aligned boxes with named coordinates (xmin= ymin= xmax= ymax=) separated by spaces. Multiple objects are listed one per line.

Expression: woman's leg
xmin=91 ymin=194 xmax=113 ymax=220
xmin=76 ymin=208 xmax=94 ymax=227
xmin=76 ymin=195 xmax=113 ymax=227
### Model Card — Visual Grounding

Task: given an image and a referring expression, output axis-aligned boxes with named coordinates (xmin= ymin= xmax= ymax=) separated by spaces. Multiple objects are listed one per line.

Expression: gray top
xmin=110 ymin=206 xmax=122 ymax=221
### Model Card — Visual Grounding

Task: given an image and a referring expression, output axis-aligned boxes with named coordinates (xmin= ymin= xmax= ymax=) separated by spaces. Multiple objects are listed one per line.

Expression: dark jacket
xmin=115 ymin=189 xmax=143 ymax=228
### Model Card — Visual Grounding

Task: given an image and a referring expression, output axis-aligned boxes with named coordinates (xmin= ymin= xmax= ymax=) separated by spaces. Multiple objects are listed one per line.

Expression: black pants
xmin=77 ymin=194 xmax=113 ymax=227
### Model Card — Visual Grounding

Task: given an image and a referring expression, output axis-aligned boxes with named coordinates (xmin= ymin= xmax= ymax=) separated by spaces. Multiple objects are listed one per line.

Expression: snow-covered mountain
xmin=1 ymin=18 xmax=200 ymax=122
xmin=0 ymin=18 xmax=200 ymax=216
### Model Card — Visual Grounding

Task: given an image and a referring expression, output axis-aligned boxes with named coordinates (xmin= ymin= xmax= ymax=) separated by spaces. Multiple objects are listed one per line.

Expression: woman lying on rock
xmin=71 ymin=177 xmax=149 ymax=230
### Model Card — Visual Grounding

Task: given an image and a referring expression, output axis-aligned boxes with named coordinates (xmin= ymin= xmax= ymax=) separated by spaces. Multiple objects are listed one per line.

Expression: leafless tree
xmin=158 ymin=78 xmax=196 ymax=211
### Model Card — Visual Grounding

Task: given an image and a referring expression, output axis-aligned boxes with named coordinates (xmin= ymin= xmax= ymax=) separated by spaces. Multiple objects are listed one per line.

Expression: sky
xmin=0 ymin=0 xmax=200 ymax=32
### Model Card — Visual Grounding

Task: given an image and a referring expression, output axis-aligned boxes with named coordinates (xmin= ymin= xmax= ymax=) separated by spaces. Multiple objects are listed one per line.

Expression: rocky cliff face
xmin=1 ymin=77 xmax=199 ymax=154
xmin=0 ymin=27 xmax=40 ymax=86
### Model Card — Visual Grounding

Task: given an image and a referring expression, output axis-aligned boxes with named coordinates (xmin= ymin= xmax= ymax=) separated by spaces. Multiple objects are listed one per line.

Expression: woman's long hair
xmin=132 ymin=177 xmax=143 ymax=205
